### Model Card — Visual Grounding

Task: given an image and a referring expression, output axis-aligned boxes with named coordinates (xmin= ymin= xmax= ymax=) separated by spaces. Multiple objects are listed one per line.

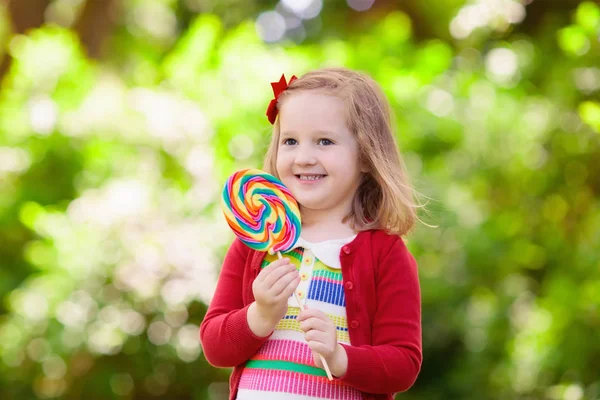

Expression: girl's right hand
xmin=252 ymin=258 xmax=300 ymax=326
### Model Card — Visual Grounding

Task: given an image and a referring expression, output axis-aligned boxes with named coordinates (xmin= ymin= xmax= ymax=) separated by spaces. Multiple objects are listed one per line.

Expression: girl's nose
xmin=294 ymin=145 xmax=317 ymax=166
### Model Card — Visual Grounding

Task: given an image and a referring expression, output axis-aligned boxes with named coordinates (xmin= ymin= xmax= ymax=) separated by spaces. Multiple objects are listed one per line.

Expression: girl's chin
xmin=294 ymin=195 xmax=323 ymax=209
xmin=296 ymin=198 xmax=327 ymax=211
xmin=288 ymin=186 xmax=326 ymax=205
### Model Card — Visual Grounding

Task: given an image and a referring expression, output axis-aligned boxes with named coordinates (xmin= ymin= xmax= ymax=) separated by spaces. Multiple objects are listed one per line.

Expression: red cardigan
xmin=200 ymin=229 xmax=422 ymax=400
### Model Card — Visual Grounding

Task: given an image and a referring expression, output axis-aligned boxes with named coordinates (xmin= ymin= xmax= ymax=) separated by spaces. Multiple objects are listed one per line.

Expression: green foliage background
xmin=0 ymin=0 xmax=599 ymax=399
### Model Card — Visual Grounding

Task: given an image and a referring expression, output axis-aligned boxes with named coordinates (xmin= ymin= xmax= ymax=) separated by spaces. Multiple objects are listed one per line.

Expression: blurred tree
xmin=0 ymin=0 xmax=599 ymax=399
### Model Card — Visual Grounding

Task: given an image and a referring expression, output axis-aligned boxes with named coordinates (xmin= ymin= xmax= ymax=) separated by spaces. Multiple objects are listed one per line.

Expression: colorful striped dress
xmin=236 ymin=236 xmax=363 ymax=400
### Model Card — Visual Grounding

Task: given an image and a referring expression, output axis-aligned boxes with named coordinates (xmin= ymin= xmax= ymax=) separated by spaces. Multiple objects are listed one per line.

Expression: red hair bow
xmin=266 ymin=74 xmax=297 ymax=125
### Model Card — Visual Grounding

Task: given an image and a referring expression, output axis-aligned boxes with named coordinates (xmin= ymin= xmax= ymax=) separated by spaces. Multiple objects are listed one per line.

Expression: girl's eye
xmin=282 ymin=138 xmax=297 ymax=145
xmin=318 ymin=138 xmax=334 ymax=146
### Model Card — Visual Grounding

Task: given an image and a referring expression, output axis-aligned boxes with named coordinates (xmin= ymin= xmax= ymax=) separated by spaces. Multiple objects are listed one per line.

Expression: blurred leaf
xmin=557 ymin=25 xmax=590 ymax=56
xmin=414 ymin=40 xmax=453 ymax=80
xmin=575 ymin=1 xmax=600 ymax=35
xmin=377 ymin=11 xmax=413 ymax=47
xmin=578 ymin=101 xmax=600 ymax=132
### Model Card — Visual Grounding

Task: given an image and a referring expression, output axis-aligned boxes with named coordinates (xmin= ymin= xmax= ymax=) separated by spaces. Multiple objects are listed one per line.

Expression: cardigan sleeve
xmin=199 ymin=239 xmax=270 ymax=367
xmin=339 ymin=236 xmax=422 ymax=394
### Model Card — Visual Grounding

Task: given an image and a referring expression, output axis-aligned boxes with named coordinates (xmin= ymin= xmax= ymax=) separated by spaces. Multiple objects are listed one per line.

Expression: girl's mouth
xmin=296 ymin=174 xmax=326 ymax=182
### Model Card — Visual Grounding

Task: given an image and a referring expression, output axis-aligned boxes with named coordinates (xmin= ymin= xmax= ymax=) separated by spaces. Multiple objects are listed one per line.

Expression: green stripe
xmin=313 ymin=268 xmax=343 ymax=280
xmin=262 ymin=249 xmax=303 ymax=268
xmin=245 ymin=359 xmax=328 ymax=377
xmin=284 ymin=248 xmax=303 ymax=263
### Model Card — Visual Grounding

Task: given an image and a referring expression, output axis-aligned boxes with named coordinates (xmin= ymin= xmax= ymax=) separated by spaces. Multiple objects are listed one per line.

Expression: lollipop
xmin=221 ymin=168 xmax=301 ymax=254
xmin=221 ymin=168 xmax=333 ymax=380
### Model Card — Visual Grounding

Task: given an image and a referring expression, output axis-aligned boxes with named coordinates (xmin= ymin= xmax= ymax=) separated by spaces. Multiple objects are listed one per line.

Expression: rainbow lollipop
xmin=221 ymin=168 xmax=333 ymax=380
xmin=221 ymin=168 xmax=301 ymax=254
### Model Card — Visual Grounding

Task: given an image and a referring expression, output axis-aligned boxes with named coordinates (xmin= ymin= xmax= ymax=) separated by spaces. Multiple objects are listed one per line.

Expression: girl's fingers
xmin=297 ymin=308 xmax=326 ymax=321
xmin=305 ymin=329 xmax=331 ymax=343
xmin=262 ymin=260 xmax=295 ymax=287
xmin=307 ymin=340 xmax=331 ymax=357
xmin=255 ymin=258 xmax=286 ymax=284
xmin=312 ymin=352 xmax=324 ymax=369
xmin=260 ymin=258 xmax=290 ymax=275
xmin=275 ymin=273 xmax=301 ymax=301
xmin=269 ymin=269 xmax=300 ymax=296
xmin=299 ymin=317 xmax=329 ymax=333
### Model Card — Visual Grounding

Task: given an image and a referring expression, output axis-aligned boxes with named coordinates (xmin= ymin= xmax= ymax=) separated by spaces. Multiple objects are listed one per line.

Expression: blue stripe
xmin=307 ymin=279 xmax=346 ymax=307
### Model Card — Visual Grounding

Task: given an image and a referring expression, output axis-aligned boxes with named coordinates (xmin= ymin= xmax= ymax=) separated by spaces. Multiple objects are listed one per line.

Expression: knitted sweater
xmin=237 ymin=236 xmax=362 ymax=399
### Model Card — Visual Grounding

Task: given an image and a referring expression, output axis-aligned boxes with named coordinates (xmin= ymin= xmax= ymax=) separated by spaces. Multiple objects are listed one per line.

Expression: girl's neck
xmin=300 ymin=208 xmax=357 ymax=242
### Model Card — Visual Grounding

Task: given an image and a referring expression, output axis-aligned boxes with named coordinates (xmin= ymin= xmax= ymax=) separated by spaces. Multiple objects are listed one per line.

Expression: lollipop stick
xmin=277 ymin=251 xmax=334 ymax=381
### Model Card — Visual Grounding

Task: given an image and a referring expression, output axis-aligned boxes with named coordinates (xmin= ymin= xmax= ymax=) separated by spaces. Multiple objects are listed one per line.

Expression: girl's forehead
xmin=279 ymin=91 xmax=348 ymax=131
xmin=282 ymin=91 xmax=344 ymax=110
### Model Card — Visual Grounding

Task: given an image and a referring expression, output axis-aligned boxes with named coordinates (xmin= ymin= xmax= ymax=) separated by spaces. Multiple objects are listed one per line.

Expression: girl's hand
xmin=252 ymin=258 xmax=300 ymax=326
xmin=298 ymin=308 xmax=347 ymax=377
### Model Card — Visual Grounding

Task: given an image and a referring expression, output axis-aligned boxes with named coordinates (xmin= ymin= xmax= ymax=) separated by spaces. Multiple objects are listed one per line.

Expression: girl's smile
xmin=295 ymin=174 xmax=327 ymax=183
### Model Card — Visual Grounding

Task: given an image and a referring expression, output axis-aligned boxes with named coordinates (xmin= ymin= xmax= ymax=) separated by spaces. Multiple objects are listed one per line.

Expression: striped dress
xmin=236 ymin=237 xmax=363 ymax=400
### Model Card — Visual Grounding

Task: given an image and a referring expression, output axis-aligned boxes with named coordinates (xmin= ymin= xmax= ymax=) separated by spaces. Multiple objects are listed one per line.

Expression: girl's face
xmin=276 ymin=91 xmax=364 ymax=224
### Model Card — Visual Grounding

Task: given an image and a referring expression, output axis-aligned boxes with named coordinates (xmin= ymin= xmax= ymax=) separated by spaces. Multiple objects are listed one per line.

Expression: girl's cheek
xmin=276 ymin=152 xmax=294 ymax=167
xmin=274 ymin=153 xmax=284 ymax=168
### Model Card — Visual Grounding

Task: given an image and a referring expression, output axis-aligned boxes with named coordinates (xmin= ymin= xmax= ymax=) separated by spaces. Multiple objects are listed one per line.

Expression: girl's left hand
xmin=298 ymin=308 xmax=340 ymax=368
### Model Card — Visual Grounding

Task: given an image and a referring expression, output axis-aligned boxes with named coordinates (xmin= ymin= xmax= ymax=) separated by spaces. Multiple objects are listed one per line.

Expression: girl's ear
xmin=359 ymin=156 xmax=369 ymax=173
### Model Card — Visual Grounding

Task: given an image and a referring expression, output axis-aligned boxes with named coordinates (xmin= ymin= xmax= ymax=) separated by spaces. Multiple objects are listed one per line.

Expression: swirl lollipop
xmin=221 ymin=168 xmax=301 ymax=254
xmin=221 ymin=168 xmax=333 ymax=380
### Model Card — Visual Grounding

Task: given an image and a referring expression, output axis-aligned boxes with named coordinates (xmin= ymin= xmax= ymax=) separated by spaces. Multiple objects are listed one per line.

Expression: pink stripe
xmin=311 ymin=276 xmax=343 ymax=285
xmin=239 ymin=368 xmax=363 ymax=399
xmin=252 ymin=340 xmax=314 ymax=365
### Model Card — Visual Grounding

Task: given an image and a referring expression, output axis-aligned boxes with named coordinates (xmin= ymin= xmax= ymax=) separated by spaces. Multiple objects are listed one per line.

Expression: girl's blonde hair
xmin=263 ymin=67 xmax=420 ymax=237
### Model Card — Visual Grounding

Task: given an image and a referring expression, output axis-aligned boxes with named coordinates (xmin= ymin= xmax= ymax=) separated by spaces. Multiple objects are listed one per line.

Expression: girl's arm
xmin=199 ymin=239 xmax=271 ymax=367
xmin=338 ymin=236 xmax=422 ymax=394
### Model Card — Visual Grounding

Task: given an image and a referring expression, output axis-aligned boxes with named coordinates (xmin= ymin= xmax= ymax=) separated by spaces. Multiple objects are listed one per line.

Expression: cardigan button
xmin=342 ymin=246 xmax=351 ymax=255
xmin=345 ymin=281 xmax=354 ymax=290
xmin=350 ymin=320 xmax=359 ymax=329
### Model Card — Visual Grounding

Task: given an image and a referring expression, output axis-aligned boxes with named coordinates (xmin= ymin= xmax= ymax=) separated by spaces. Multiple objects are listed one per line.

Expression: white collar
xmin=285 ymin=235 xmax=356 ymax=269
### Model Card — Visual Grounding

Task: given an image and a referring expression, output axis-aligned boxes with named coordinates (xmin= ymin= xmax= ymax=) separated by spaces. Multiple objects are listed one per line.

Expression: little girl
xmin=200 ymin=68 xmax=422 ymax=400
